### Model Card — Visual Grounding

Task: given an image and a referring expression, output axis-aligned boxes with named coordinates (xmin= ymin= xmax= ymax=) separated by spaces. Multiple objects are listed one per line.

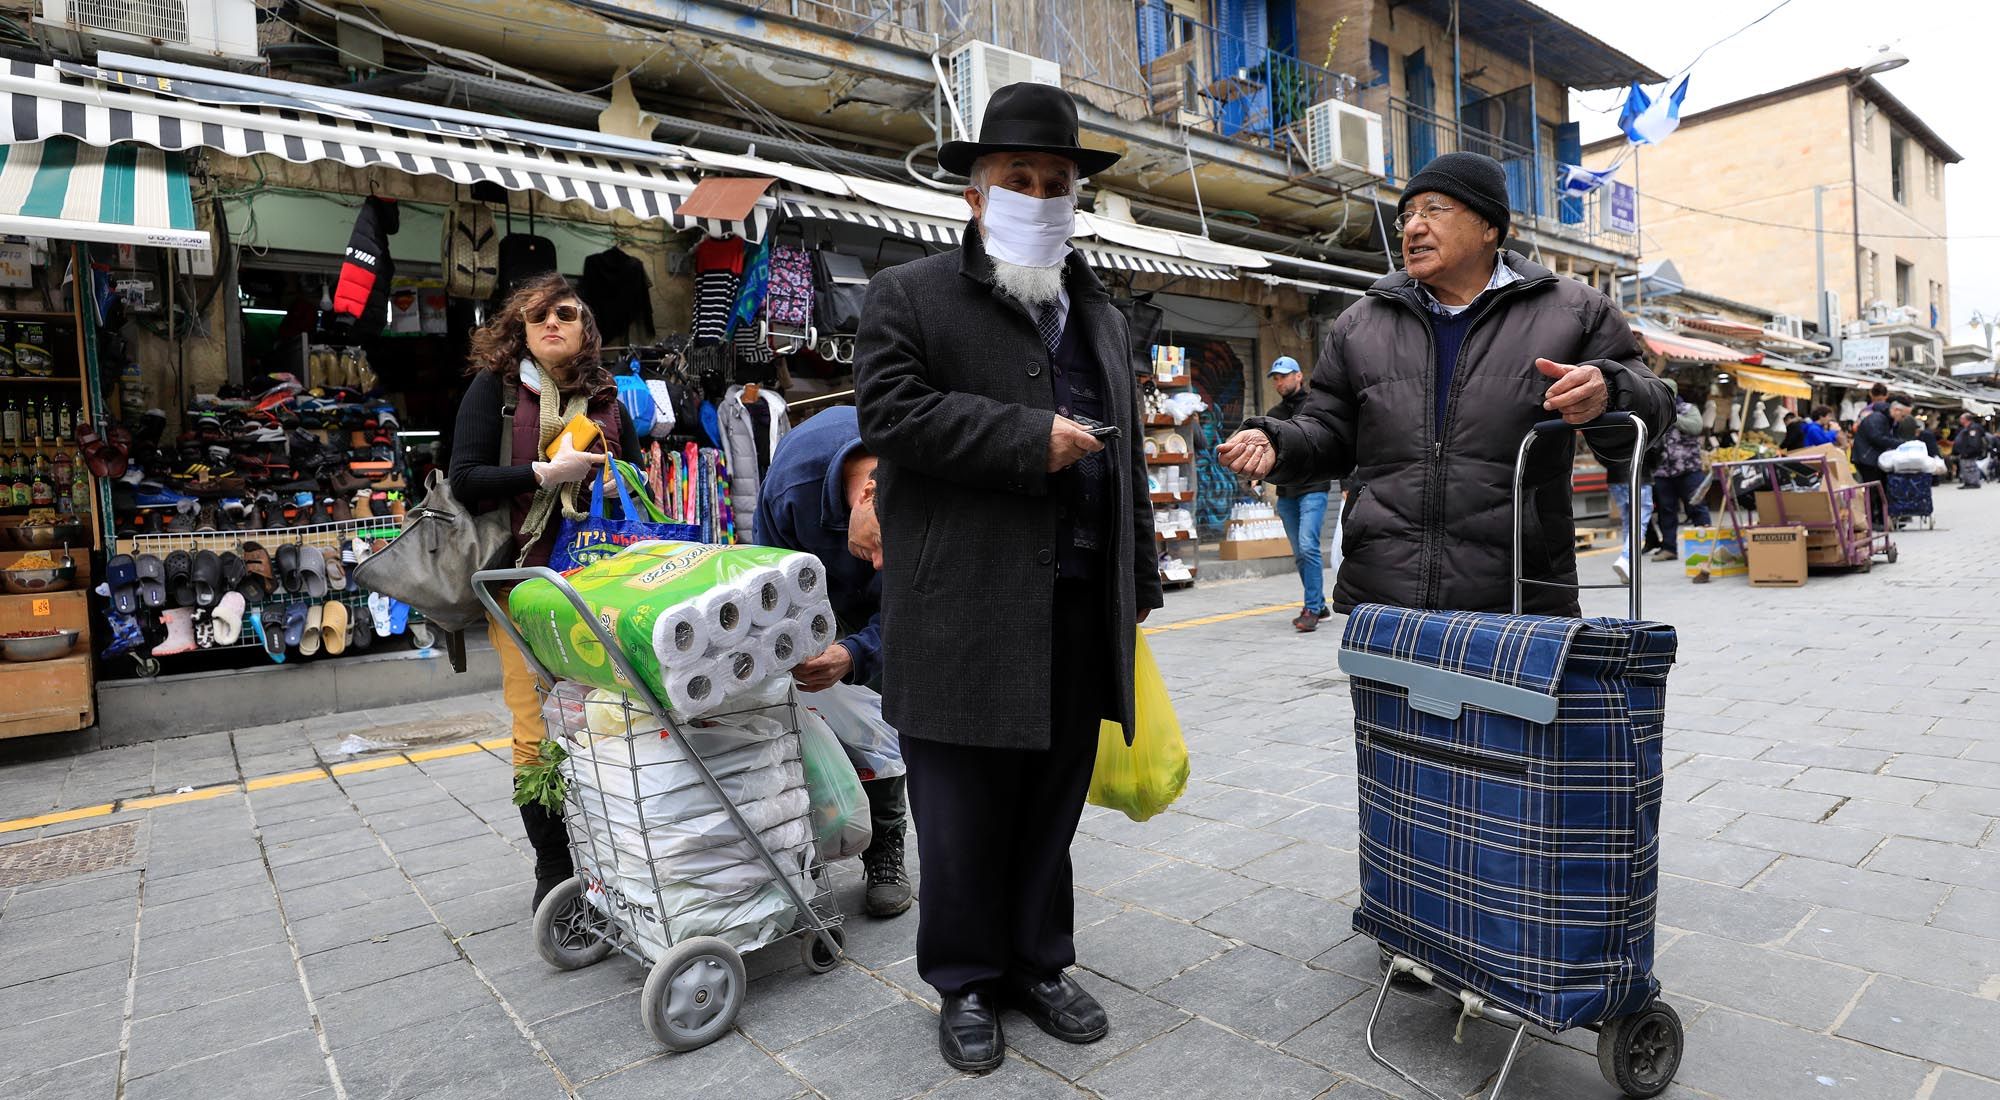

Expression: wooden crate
xmin=0 ymin=653 xmax=91 ymax=737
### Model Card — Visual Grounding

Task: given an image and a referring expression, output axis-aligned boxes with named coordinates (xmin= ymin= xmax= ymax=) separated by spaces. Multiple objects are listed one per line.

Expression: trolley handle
xmin=1511 ymin=411 xmax=1648 ymax=620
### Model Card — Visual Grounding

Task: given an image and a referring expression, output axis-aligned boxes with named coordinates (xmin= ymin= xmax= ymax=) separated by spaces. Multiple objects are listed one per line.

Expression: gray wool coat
xmin=854 ymin=226 xmax=1164 ymax=752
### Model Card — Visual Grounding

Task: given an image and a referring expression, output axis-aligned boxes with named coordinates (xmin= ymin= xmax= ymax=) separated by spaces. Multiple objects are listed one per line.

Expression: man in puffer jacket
xmin=1219 ymin=152 xmax=1674 ymax=616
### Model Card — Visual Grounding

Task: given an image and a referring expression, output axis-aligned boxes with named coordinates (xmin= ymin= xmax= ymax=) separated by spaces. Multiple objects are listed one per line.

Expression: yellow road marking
xmin=328 ymin=757 xmax=405 ymax=777
xmin=0 ymin=804 xmax=114 ymax=835
xmin=1145 ymin=602 xmax=1296 ymax=634
xmin=244 ymin=768 xmax=327 ymax=792
xmin=120 ymin=786 xmax=237 ymax=811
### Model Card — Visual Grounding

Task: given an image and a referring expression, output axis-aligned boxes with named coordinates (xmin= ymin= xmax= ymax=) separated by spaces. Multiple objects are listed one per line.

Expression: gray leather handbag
xmin=351 ymin=469 xmax=513 ymax=633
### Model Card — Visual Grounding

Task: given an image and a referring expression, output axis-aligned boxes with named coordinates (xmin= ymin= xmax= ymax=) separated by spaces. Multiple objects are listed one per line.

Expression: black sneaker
xmin=861 ymin=830 xmax=913 ymax=918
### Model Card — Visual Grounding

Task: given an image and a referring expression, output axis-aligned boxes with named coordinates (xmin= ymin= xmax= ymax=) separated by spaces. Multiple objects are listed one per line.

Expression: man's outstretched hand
xmin=1217 ymin=429 xmax=1277 ymax=478
xmin=1535 ymin=358 xmax=1608 ymax=424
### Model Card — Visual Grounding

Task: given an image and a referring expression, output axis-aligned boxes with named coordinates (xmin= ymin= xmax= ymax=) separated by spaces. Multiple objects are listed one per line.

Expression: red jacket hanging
xmin=332 ymin=196 xmax=400 ymax=331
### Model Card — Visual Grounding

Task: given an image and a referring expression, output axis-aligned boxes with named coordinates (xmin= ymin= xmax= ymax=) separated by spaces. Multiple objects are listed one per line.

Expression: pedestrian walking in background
xmin=854 ymin=82 xmax=1160 ymax=1074
xmin=1852 ymin=396 xmax=1909 ymax=528
xmin=1955 ymin=412 xmax=1987 ymax=489
xmin=1651 ymin=380 xmax=1708 ymax=562
xmin=1800 ymin=405 xmax=1840 ymax=447
xmin=751 ymin=405 xmax=913 ymax=917
xmin=1261 ymin=355 xmax=1336 ymax=632
xmin=1216 ymin=151 xmax=1672 ymax=615
xmin=446 ymin=273 xmax=642 ymax=911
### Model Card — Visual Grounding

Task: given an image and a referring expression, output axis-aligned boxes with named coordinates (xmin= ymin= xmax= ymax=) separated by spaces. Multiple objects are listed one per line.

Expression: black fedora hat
xmin=938 ymin=82 xmax=1122 ymax=179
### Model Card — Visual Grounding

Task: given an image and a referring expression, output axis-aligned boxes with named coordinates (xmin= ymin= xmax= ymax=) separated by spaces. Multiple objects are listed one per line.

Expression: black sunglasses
xmin=523 ymin=304 xmax=582 ymax=325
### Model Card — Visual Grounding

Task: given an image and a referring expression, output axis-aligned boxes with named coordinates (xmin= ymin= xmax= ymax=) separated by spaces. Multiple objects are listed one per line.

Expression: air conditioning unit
xmin=1766 ymin=314 xmax=1805 ymax=340
xmin=1300 ymin=98 xmax=1386 ymax=185
xmin=947 ymin=42 xmax=1061 ymax=143
xmin=38 ymin=0 xmax=260 ymax=64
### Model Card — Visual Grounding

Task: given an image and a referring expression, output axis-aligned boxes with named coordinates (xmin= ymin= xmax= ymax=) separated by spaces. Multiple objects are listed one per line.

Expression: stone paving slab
xmin=1 ymin=490 xmax=1998 ymax=1098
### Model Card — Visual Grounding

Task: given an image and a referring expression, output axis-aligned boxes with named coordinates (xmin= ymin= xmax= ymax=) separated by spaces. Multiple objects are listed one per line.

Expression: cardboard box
xmin=1755 ymin=488 xmax=1870 ymax=531
xmin=1679 ymin=525 xmax=1747 ymax=577
xmin=1780 ymin=443 xmax=1856 ymax=487
xmin=1219 ymin=537 xmax=1294 ymax=561
xmin=1745 ymin=526 xmax=1808 ymax=586
xmin=1805 ymin=529 xmax=1857 ymax=567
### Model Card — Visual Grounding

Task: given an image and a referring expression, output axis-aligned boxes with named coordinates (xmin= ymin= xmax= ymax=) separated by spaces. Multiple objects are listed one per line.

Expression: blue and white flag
xmin=1619 ymin=77 xmax=1690 ymax=145
xmin=1559 ymin=162 xmax=1620 ymax=196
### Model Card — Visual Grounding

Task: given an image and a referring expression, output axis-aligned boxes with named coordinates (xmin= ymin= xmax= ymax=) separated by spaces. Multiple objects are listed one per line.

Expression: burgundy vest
xmin=508 ymin=383 xmax=624 ymax=567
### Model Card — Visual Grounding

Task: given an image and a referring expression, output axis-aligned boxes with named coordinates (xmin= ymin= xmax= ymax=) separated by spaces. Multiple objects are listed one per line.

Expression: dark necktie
xmin=1036 ymin=300 xmax=1062 ymax=356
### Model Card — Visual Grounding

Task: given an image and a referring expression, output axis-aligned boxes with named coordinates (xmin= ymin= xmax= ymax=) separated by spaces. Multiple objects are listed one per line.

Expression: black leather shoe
xmin=1004 ymin=972 xmax=1108 ymax=1044
xmin=939 ymin=991 xmax=1005 ymax=1072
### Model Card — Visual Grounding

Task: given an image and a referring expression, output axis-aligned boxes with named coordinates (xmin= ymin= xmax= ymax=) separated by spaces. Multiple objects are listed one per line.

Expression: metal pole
xmin=1814 ymin=184 xmax=1829 ymax=338
xmin=1526 ymin=35 xmax=1541 ymax=221
xmin=1633 ymin=145 xmax=1644 ymax=308
xmin=1450 ymin=0 xmax=1463 ymax=145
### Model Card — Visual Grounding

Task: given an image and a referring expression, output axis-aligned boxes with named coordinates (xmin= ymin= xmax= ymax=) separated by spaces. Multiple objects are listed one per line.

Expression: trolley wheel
xmin=134 ymin=656 xmax=161 ymax=678
xmin=1886 ymin=543 xmax=1900 ymax=563
xmin=409 ymin=622 xmax=436 ymax=649
xmin=533 ymin=878 xmax=612 ymax=971
xmin=641 ymin=936 xmax=745 ymax=1051
xmin=800 ymin=924 xmax=846 ymax=974
xmin=1596 ymin=1001 xmax=1684 ymax=1098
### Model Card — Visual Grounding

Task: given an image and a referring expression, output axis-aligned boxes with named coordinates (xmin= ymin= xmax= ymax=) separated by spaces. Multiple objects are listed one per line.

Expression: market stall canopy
xmin=0 ymin=58 xmax=772 ymax=240
xmin=1678 ymin=315 xmax=1829 ymax=355
xmin=0 ymin=137 xmax=204 ymax=249
xmin=1730 ymin=364 xmax=1813 ymax=399
xmin=1640 ymin=326 xmax=1765 ymax=365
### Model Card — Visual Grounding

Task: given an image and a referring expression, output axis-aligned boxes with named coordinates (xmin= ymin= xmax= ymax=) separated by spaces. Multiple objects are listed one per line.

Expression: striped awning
xmin=0 ymin=60 xmax=770 ymax=240
xmin=1641 ymin=327 xmax=1765 ymax=365
xmin=0 ymin=138 xmax=204 ymax=249
xmin=1731 ymin=364 xmax=1813 ymax=399
xmin=779 ymin=194 xmax=1232 ymax=280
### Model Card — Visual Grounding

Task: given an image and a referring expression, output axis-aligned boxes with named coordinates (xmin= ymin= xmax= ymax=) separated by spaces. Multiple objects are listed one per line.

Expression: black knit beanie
xmin=1399 ymin=152 xmax=1511 ymax=240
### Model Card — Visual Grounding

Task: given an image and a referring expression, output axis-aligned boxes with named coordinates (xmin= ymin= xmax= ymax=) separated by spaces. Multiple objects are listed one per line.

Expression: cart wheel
xmin=1886 ymin=543 xmax=1900 ymax=563
xmin=134 ymin=656 xmax=161 ymax=678
xmin=533 ymin=878 xmax=612 ymax=971
xmin=641 ymin=936 xmax=745 ymax=1051
xmin=800 ymin=925 xmax=846 ymax=974
xmin=1597 ymin=1001 xmax=1684 ymax=1098
xmin=409 ymin=622 xmax=436 ymax=649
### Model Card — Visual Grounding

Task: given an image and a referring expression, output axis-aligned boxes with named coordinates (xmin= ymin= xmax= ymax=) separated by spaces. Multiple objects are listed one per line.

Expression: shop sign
xmin=1602 ymin=182 xmax=1638 ymax=234
xmin=1843 ymin=336 xmax=1890 ymax=374
xmin=1950 ymin=360 xmax=1994 ymax=378
xmin=0 ymin=243 xmax=32 ymax=288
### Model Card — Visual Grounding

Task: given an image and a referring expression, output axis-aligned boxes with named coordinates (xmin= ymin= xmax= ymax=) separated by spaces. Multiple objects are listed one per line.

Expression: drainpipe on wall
xmin=1848 ymin=82 xmax=1864 ymax=327
xmin=1450 ymin=0 xmax=1463 ymax=145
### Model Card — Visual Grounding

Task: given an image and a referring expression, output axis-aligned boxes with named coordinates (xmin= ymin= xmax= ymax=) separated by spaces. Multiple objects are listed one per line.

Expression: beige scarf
xmin=515 ymin=358 xmax=593 ymax=566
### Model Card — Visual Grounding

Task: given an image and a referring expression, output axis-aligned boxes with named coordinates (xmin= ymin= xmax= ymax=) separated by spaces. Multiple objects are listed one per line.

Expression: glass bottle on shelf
xmin=1 ymin=395 xmax=17 ymax=443
xmin=21 ymin=396 xmax=37 ymax=441
xmin=9 ymin=466 xmax=27 ymax=506
xmin=71 ymin=460 xmax=87 ymax=509
xmin=39 ymin=395 xmax=55 ymax=442
xmin=51 ymin=448 xmax=72 ymax=485
xmin=29 ymin=469 xmax=52 ymax=507
xmin=56 ymin=399 xmax=72 ymax=439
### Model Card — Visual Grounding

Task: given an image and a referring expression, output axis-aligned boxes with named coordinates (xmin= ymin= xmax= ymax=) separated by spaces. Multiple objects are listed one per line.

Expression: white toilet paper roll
xmin=794 ymin=602 xmax=836 ymax=660
xmin=651 ymin=600 xmax=711 ymax=665
xmin=716 ymin=647 xmax=769 ymax=691
xmin=777 ymin=553 xmax=824 ymax=608
xmin=751 ymin=623 xmax=802 ymax=675
xmin=666 ymin=659 xmax=725 ymax=716
xmin=695 ymin=586 xmax=752 ymax=650
xmin=739 ymin=565 xmax=791 ymax=628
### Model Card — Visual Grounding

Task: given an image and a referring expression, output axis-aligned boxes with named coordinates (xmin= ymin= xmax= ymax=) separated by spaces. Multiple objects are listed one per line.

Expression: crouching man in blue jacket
xmin=755 ymin=405 xmax=910 ymax=917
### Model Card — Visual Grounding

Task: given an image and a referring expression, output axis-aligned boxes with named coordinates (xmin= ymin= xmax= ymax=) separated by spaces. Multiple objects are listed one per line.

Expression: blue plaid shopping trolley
xmin=1337 ymin=413 xmax=1684 ymax=1100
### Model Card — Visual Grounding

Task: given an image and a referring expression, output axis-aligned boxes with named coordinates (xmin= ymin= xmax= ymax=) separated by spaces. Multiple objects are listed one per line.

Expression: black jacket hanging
xmin=332 ymin=197 xmax=399 ymax=332
xmin=579 ymin=247 xmax=653 ymax=344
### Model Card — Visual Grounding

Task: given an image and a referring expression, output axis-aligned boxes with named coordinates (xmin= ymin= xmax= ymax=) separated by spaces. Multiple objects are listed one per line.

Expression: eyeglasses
xmin=1393 ymin=203 xmax=1458 ymax=233
xmin=523 ymin=304 xmax=582 ymax=325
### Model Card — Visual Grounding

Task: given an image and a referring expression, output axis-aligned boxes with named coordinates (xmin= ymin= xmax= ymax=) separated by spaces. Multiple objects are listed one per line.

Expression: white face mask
xmin=979 ymin=185 xmax=1075 ymax=269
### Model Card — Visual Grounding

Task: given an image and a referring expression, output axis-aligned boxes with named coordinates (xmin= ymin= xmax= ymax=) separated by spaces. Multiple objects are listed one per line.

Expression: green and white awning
xmin=0 ymin=138 xmax=205 ymax=250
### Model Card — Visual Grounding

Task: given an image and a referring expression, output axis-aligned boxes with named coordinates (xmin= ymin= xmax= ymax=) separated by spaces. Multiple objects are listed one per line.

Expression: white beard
xmin=989 ymin=256 xmax=1067 ymax=308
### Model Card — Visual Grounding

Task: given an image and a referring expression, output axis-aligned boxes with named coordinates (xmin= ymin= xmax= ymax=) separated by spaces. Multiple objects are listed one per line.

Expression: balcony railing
xmin=1136 ymin=7 xmax=1357 ymax=151
xmin=1370 ymin=91 xmax=1635 ymax=255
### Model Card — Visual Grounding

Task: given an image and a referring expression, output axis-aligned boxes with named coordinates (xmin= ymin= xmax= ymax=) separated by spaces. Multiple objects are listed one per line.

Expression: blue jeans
xmin=1274 ymin=491 xmax=1330 ymax=615
xmin=1607 ymin=482 xmax=1654 ymax=558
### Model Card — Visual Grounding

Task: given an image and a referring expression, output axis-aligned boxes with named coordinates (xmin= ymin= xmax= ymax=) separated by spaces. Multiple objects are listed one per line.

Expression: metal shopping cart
xmin=1337 ymin=413 xmax=1684 ymax=1099
xmin=474 ymin=566 xmax=846 ymax=1052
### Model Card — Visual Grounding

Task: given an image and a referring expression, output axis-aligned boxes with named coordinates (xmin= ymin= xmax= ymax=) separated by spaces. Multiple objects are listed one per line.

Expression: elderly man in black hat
xmin=854 ymin=82 xmax=1161 ymax=1073
xmin=1218 ymin=151 xmax=1673 ymax=615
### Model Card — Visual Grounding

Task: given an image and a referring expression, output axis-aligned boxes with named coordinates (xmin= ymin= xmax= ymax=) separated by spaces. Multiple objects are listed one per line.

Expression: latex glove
xmin=532 ymin=437 xmax=604 ymax=486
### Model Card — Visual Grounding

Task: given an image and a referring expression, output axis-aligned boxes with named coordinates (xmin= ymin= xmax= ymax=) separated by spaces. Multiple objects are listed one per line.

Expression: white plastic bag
xmin=802 ymin=682 xmax=905 ymax=781
xmin=797 ymin=706 xmax=871 ymax=861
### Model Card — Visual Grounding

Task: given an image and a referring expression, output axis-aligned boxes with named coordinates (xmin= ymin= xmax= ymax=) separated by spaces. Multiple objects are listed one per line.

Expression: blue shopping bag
xmin=549 ymin=460 xmax=701 ymax=572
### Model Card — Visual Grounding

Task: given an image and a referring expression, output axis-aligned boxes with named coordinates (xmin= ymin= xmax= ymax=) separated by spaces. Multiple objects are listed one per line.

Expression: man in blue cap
xmin=1263 ymin=355 xmax=1335 ymax=631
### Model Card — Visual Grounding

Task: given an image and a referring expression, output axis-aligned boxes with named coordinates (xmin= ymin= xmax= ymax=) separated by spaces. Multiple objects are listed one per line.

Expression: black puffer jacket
xmin=1244 ymin=251 xmax=1673 ymax=616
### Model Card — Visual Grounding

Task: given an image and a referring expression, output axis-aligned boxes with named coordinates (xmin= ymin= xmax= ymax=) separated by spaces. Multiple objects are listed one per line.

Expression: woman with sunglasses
xmin=449 ymin=271 xmax=641 ymax=911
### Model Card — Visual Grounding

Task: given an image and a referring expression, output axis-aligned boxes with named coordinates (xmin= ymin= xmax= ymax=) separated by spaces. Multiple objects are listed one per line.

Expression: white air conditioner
xmin=1301 ymin=98 xmax=1386 ymax=184
xmin=1766 ymin=314 xmax=1805 ymax=340
xmin=38 ymin=0 xmax=260 ymax=64
xmin=946 ymin=42 xmax=1061 ymax=143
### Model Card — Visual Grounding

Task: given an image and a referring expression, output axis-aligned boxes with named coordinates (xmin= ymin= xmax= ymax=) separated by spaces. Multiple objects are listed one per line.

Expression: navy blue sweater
xmin=1430 ymin=306 xmax=1478 ymax=430
xmin=753 ymin=406 xmax=883 ymax=686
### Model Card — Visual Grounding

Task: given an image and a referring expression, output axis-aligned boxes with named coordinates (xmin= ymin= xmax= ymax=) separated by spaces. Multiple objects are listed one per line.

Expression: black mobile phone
xmin=1084 ymin=424 xmax=1121 ymax=439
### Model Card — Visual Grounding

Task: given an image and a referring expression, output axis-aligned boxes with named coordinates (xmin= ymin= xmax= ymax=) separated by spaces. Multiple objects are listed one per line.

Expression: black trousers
xmin=902 ymin=579 xmax=1110 ymax=997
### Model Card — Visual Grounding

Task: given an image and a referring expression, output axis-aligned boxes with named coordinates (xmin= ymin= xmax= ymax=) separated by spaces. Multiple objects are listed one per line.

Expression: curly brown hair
xmin=466 ymin=272 xmax=610 ymax=396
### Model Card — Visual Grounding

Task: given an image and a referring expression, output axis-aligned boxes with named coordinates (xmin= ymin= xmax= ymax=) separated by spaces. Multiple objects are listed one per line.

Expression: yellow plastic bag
xmin=1087 ymin=631 xmax=1189 ymax=822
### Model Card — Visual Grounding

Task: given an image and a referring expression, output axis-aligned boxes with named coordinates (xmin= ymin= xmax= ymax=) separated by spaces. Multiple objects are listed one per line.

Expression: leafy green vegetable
xmin=513 ymin=738 xmax=569 ymax=813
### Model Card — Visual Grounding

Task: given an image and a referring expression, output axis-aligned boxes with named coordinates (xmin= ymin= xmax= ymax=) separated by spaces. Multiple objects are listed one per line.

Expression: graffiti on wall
xmin=1170 ymin=335 xmax=1249 ymax=537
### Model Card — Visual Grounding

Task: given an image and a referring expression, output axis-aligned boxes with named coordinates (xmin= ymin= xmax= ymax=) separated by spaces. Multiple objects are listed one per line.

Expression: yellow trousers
xmin=489 ymin=610 xmax=547 ymax=768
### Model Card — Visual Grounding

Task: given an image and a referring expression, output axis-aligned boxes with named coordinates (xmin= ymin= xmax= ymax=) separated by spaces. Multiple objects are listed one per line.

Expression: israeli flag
xmin=1619 ymin=76 xmax=1690 ymax=145
xmin=1560 ymin=162 xmax=1620 ymax=196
